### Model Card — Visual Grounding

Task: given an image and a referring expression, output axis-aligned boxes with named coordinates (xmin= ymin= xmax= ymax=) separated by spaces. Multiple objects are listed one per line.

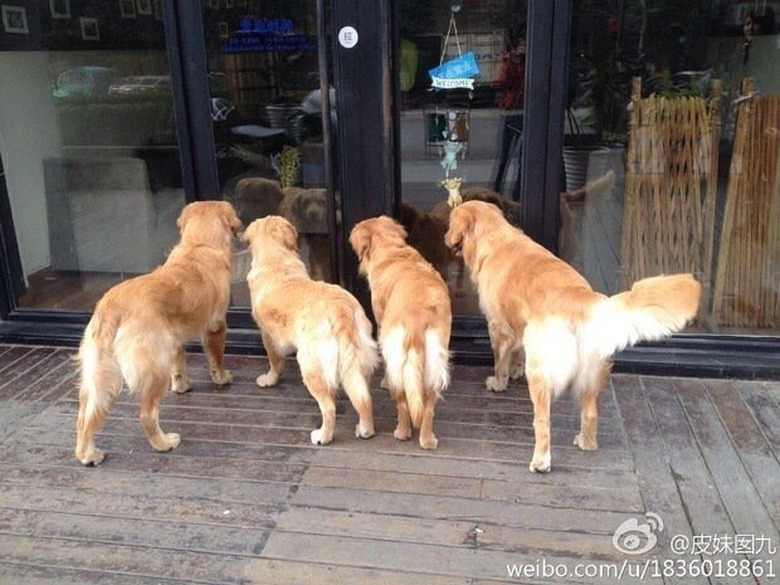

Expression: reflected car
xmin=108 ymin=75 xmax=171 ymax=95
xmin=53 ymin=66 xmax=119 ymax=98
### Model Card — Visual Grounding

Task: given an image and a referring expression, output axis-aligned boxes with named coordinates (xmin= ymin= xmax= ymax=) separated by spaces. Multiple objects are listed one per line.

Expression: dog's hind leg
xmin=256 ymin=331 xmax=286 ymax=387
xmin=390 ymin=386 xmax=412 ymax=441
xmin=572 ymin=359 xmax=610 ymax=451
xmin=341 ymin=365 xmax=375 ymax=440
xmin=526 ymin=372 xmax=553 ymax=472
xmin=138 ymin=369 xmax=181 ymax=453
xmin=75 ymin=359 xmax=122 ymax=466
xmin=486 ymin=320 xmax=515 ymax=392
xmin=418 ymin=391 xmax=439 ymax=450
xmin=202 ymin=322 xmax=233 ymax=386
xmin=170 ymin=346 xmax=191 ymax=394
xmin=302 ymin=369 xmax=337 ymax=445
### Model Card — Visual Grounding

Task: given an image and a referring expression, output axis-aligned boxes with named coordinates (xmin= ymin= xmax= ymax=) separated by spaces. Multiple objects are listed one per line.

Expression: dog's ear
xmin=384 ymin=216 xmax=408 ymax=242
xmin=271 ymin=216 xmax=298 ymax=251
xmin=349 ymin=223 xmax=372 ymax=263
xmin=444 ymin=204 xmax=475 ymax=249
xmin=241 ymin=220 xmax=257 ymax=245
xmin=176 ymin=202 xmax=196 ymax=231
xmin=220 ymin=201 xmax=243 ymax=235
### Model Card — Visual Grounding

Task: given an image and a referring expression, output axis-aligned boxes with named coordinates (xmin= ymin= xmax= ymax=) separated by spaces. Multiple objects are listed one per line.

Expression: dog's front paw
xmin=310 ymin=428 xmax=333 ymax=446
xmin=419 ymin=434 xmax=439 ymax=450
xmin=393 ymin=426 xmax=412 ymax=441
xmin=256 ymin=372 xmax=279 ymax=387
xmin=486 ymin=375 xmax=508 ymax=392
xmin=509 ymin=363 xmax=525 ymax=380
xmin=154 ymin=432 xmax=181 ymax=452
xmin=171 ymin=373 xmax=192 ymax=394
xmin=76 ymin=447 xmax=105 ymax=466
xmin=355 ymin=423 xmax=375 ymax=440
xmin=211 ymin=368 xmax=233 ymax=386
xmin=573 ymin=433 xmax=598 ymax=451
xmin=529 ymin=452 xmax=551 ymax=473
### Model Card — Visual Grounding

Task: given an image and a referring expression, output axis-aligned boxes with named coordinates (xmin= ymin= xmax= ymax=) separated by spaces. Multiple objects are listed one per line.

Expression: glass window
xmin=561 ymin=0 xmax=778 ymax=335
xmin=0 ymin=0 xmax=183 ymax=311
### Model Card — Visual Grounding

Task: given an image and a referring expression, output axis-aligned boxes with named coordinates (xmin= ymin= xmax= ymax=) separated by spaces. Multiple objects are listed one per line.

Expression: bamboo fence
xmin=712 ymin=78 xmax=779 ymax=329
xmin=620 ymin=77 xmax=722 ymax=320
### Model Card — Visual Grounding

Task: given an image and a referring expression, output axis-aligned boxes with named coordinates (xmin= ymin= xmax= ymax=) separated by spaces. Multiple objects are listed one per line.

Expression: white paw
xmin=211 ymin=369 xmax=233 ymax=386
xmin=529 ymin=452 xmax=551 ymax=473
xmin=171 ymin=374 xmax=192 ymax=394
xmin=420 ymin=435 xmax=439 ymax=450
xmin=310 ymin=428 xmax=333 ymax=445
xmin=573 ymin=433 xmax=598 ymax=451
xmin=486 ymin=375 xmax=507 ymax=392
xmin=355 ymin=423 xmax=375 ymax=439
xmin=393 ymin=427 xmax=412 ymax=441
xmin=256 ymin=372 xmax=278 ymax=387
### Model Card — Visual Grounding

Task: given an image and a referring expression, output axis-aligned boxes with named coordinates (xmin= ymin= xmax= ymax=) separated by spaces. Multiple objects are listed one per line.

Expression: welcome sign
xmin=429 ymin=51 xmax=479 ymax=89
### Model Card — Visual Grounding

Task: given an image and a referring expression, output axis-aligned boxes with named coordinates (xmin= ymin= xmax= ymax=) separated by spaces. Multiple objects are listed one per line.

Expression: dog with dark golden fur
xmin=75 ymin=201 xmax=242 ymax=466
xmin=445 ymin=201 xmax=701 ymax=472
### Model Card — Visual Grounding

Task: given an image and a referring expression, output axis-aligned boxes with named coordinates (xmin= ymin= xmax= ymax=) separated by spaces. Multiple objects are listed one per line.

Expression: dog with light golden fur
xmin=350 ymin=216 xmax=451 ymax=449
xmin=75 ymin=200 xmax=242 ymax=466
xmin=445 ymin=201 xmax=701 ymax=472
xmin=243 ymin=215 xmax=377 ymax=445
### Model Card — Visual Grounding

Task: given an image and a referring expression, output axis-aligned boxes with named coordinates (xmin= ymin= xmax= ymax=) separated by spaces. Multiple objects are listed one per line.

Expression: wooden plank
xmin=0 ymin=482 xmax=281 ymax=529
xmin=611 ymin=374 xmax=710 ymax=585
xmin=738 ymin=381 xmax=780 ymax=459
xmin=673 ymin=378 xmax=779 ymax=542
xmin=0 ymin=402 xmax=47 ymax=443
xmin=705 ymin=379 xmax=780 ymax=524
xmin=10 ymin=348 xmax=77 ymax=403
xmin=0 ymin=507 xmax=272 ymax=557
xmin=241 ymin=559 xmax=473 ymax=585
xmin=0 ymin=564 xmax=198 ymax=585
xmin=0 ymin=535 xmax=256 ymax=584
xmin=289 ymin=484 xmax=630 ymax=534
xmin=274 ymin=506 xmax=624 ymax=559
xmin=640 ymin=376 xmax=736 ymax=537
xmin=0 ymin=346 xmax=35 ymax=375
xmin=260 ymin=531 xmax=661 ymax=585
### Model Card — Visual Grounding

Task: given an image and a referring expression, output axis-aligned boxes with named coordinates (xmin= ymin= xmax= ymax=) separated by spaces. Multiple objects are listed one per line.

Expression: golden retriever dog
xmin=75 ymin=201 xmax=242 ymax=466
xmin=444 ymin=201 xmax=701 ymax=472
xmin=350 ymin=216 xmax=451 ymax=449
xmin=243 ymin=215 xmax=377 ymax=445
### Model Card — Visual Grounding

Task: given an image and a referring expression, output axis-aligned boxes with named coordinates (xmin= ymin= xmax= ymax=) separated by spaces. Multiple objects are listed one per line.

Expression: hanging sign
xmin=429 ymin=51 xmax=478 ymax=89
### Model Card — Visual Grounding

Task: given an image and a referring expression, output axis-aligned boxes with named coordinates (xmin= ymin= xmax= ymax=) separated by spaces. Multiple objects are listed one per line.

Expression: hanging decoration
xmin=428 ymin=11 xmax=479 ymax=90
xmin=427 ymin=6 xmax=476 ymax=199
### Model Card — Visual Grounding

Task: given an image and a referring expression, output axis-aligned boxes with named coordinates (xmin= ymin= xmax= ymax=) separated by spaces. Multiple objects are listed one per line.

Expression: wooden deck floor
xmin=0 ymin=343 xmax=777 ymax=584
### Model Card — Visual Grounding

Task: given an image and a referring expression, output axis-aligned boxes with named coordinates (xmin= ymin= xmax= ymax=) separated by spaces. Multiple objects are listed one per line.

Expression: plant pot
xmin=562 ymin=145 xmax=610 ymax=191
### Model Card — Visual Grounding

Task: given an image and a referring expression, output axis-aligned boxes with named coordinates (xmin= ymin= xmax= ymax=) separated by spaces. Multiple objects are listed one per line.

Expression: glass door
xmin=397 ymin=0 xmax=528 ymax=316
xmin=199 ymin=0 xmax=336 ymax=307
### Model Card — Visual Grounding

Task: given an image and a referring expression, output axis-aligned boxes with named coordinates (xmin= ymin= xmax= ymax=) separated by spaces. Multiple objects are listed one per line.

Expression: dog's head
xmin=177 ymin=200 xmax=242 ymax=248
xmin=349 ymin=216 xmax=407 ymax=271
xmin=284 ymin=187 xmax=328 ymax=234
xmin=444 ymin=200 xmax=505 ymax=260
xmin=241 ymin=215 xmax=299 ymax=254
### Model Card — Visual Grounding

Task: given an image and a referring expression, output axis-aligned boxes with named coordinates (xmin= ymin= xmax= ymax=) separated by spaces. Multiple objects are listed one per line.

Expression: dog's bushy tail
xmin=584 ymin=273 xmax=701 ymax=359
xmin=76 ymin=302 xmax=123 ymax=450
xmin=333 ymin=304 xmax=378 ymax=419
xmin=383 ymin=325 xmax=450 ymax=429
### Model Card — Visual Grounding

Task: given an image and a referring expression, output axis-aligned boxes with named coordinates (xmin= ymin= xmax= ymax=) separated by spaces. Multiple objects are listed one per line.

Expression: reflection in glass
xmin=398 ymin=1 xmax=528 ymax=315
xmin=201 ymin=4 xmax=334 ymax=306
xmin=0 ymin=4 xmax=183 ymax=310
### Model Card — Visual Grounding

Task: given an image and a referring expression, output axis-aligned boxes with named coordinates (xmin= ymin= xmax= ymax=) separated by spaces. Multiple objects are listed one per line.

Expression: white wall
xmin=0 ymin=52 xmax=61 ymax=277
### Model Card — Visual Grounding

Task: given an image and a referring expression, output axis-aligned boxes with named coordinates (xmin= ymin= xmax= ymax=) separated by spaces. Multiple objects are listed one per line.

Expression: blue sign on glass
xmin=428 ymin=52 xmax=479 ymax=81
